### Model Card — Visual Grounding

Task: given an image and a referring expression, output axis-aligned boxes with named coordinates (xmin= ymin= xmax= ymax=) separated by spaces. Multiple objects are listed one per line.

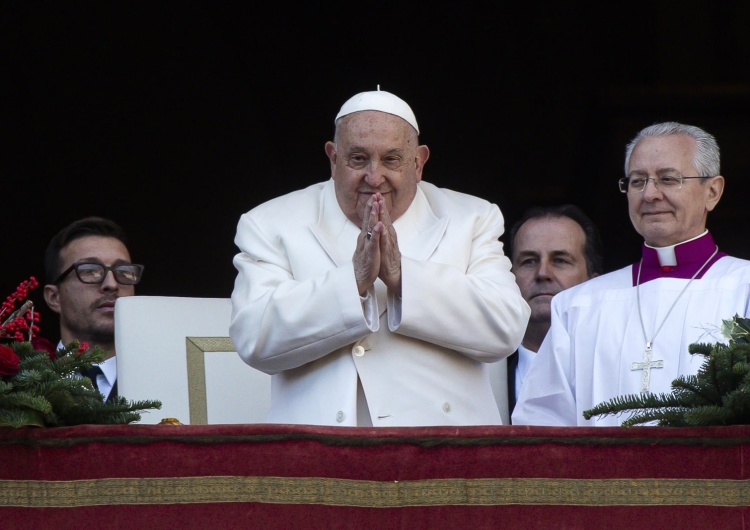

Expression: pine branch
xmin=0 ymin=409 xmax=44 ymax=428
xmin=582 ymin=392 xmax=686 ymax=420
xmin=620 ymin=408 xmax=690 ymax=427
xmin=1 ymin=340 xmax=161 ymax=428
xmin=670 ymin=375 xmax=721 ymax=405
xmin=0 ymin=392 xmax=52 ymax=414
xmin=681 ymin=405 xmax=734 ymax=426
xmin=585 ymin=315 xmax=750 ymax=427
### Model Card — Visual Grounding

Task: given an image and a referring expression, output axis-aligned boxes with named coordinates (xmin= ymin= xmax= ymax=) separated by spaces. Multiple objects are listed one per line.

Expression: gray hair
xmin=624 ymin=122 xmax=721 ymax=177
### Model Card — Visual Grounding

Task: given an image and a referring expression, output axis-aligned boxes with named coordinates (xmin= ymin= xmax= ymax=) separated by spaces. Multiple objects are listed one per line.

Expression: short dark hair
xmin=44 ymin=217 xmax=130 ymax=284
xmin=507 ymin=204 xmax=604 ymax=277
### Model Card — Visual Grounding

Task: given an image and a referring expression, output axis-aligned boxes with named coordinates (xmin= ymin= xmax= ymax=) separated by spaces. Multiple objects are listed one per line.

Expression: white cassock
xmin=231 ymin=179 xmax=529 ymax=427
xmin=512 ymin=254 xmax=750 ymax=426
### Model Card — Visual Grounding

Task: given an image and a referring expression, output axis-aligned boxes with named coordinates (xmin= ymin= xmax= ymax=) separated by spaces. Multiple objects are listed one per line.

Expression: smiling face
xmin=511 ymin=216 xmax=592 ymax=325
xmin=324 ymin=111 xmax=429 ymax=226
xmin=626 ymin=134 xmax=724 ymax=247
xmin=43 ymin=235 xmax=135 ymax=352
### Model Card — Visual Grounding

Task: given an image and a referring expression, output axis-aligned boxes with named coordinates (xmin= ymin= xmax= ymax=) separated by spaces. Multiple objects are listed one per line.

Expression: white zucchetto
xmin=335 ymin=87 xmax=419 ymax=135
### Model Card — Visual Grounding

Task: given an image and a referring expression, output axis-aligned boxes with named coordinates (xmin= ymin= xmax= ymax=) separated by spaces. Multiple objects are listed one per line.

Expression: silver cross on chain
xmin=631 ymin=341 xmax=664 ymax=393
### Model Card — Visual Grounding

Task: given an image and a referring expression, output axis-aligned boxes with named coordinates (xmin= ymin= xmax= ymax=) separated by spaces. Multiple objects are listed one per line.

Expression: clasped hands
xmin=354 ymin=193 xmax=401 ymax=297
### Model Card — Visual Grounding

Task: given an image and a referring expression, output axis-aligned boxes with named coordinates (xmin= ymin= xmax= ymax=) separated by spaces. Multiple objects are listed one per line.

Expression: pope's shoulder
xmin=239 ymin=180 xmax=499 ymax=223
xmin=418 ymin=181 xmax=500 ymax=217
xmin=240 ymin=181 xmax=328 ymax=223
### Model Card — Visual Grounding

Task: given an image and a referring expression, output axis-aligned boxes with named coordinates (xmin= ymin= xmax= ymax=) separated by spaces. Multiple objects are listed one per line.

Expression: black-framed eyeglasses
xmin=618 ymin=172 xmax=715 ymax=193
xmin=55 ymin=262 xmax=145 ymax=285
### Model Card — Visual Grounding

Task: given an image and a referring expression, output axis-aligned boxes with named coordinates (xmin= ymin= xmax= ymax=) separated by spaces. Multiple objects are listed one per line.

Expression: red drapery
xmin=1 ymin=424 xmax=748 ymax=529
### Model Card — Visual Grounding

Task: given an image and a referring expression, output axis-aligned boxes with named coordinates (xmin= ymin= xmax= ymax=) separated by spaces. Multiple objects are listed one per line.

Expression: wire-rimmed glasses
xmin=618 ymin=172 xmax=714 ymax=193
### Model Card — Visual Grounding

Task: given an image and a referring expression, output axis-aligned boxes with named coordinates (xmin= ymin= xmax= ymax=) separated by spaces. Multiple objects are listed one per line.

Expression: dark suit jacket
xmin=506 ymin=350 xmax=519 ymax=423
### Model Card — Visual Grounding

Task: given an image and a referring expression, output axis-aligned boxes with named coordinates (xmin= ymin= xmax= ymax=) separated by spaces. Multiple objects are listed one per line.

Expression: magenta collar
xmin=631 ymin=232 xmax=726 ymax=285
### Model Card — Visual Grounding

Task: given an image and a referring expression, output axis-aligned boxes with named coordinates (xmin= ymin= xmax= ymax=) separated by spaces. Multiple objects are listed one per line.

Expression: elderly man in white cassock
xmin=513 ymin=122 xmax=750 ymax=426
xmin=230 ymin=88 xmax=529 ymax=427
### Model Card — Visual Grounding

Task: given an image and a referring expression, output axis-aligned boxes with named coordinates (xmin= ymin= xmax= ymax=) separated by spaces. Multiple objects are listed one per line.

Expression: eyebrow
xmin=515 ymin=249 xmax=576 ymax=261
xmin=627 ymin=167 xmax=681 ymax=178
xmin=74 ymin=257 xmax=133 ymax=265
xmin=514 ymin=250 xmax=540 ymax=262
xmin=549 ymin=250 xmax=576 ymax=259
xmin=345 ymin=145 xmax=405 ymax=156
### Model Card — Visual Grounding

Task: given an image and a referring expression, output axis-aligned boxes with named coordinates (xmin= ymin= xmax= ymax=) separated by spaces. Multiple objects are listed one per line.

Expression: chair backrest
xmin=115 ymin=296 xmax=271 ymax=425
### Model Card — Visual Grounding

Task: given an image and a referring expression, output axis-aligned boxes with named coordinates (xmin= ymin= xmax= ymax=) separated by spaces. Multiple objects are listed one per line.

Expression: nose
xmin=536 ymin=259 xmax=553 ymax=281
xmin=642 ymin=177 xmax=663 ymax=201
xmin=100 ymin=269 xmax=119 ymax=291
xmin=363 ymin=160 xmax=386 ymax=187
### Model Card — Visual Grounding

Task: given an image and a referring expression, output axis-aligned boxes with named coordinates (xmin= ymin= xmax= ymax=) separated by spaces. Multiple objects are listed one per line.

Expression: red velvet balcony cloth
xmin=1 ymin=424 xmax=749 ymax=529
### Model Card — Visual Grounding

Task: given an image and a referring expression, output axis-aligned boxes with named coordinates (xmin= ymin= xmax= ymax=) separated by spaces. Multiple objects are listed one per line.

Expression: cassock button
xmin=353 ymin=345 xmax=365 ymax=357
xmin=442 ymin=402 xmax=452 ymax=413
xmin=336 ymin=411 xmax=345 ymax=423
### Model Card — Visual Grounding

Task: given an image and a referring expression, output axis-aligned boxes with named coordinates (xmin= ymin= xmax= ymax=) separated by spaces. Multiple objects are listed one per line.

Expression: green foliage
xmin=0 ymin=340 xmax=160 ymax=428
xmin=583 ymin=314 xmax=750 ymax=427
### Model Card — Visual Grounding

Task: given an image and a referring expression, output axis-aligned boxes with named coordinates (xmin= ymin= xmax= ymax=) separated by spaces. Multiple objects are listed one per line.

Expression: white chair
xmin=115 ymin=296 xmax=271 ymax=425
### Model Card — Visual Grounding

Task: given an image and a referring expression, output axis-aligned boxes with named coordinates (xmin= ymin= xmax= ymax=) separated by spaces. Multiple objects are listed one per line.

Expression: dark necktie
xmin=83 ymin=366 xmax=103 ymax=392
xmin=107 ymin=380 xmax=118 ymax=402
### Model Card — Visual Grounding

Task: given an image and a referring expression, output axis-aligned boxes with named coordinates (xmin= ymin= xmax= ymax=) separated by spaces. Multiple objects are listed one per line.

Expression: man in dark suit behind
xmin=502 ymin=205 xmax=603 ymax=420
xmin=42 ymin=217 xmax=144 ymax=403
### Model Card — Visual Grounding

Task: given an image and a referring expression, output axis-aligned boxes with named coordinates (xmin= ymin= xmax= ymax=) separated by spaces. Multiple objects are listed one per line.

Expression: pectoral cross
xmin=631 ymin=342 xmax=664 ymax=393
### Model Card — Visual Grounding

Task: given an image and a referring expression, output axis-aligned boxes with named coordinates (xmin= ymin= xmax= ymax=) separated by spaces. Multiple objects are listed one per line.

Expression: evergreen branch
xmin=0 ymin=392 xmax=52 ymax=414
xmin=0 ymin=409 xmax=44 ymax=429
xmin=670 ymin=375 xmax=720 ymax=405
xmin=620 ymin=408 xmax=689 ymax=427
xmin=1 ymin=340 xmax=161 ymax=428
xmin=585 ymin=315 xmax=750 ymax=427
xmin=688 ymin=342 xmax=713 ymax=357
xmin=681 ymin=405 xmax=734 ymax=426
xmin=582 ymin=392 xmax=685 ymax=420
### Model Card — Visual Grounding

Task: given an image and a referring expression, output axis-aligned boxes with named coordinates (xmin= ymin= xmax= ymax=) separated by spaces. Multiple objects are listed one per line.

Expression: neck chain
xmin=636 ymin=245 xmax=719 ymax=351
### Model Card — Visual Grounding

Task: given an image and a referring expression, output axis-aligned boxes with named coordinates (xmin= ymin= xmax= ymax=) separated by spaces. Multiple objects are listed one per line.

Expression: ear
xmin=324 ymin=141 xmax=337 ymax=179
xmin=705 ymin=175 xmax=725 ymax=212
xmin=414 ymin=145 xmax=430 ymax=182
xmin=44 ymin=284 xmax=62 ymax=315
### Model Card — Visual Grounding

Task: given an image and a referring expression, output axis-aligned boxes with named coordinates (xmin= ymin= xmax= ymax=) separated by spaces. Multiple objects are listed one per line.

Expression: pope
xmin=230 ymin=87 xmax=530 ymax=427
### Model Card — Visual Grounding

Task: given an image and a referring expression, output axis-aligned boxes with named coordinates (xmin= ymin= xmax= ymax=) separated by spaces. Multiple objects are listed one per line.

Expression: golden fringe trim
xmin=1 ymin=476 xmax=748 ymax=508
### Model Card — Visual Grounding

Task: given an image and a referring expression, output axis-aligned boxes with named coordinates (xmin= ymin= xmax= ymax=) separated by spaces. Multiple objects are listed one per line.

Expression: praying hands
xmin=354 ymin=192 xmax=402 ymax=297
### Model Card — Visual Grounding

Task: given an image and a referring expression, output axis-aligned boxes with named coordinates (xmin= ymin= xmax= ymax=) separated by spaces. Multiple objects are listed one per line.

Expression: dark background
xmin=4 ymin=2 xmax=750 ymax=342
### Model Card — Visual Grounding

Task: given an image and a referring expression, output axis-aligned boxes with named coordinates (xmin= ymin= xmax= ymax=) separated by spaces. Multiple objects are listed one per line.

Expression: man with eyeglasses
xmin=513 ymin=122 xmax=750 ymax=426
xmin=42 ymin=217 xmax=144 ymax=403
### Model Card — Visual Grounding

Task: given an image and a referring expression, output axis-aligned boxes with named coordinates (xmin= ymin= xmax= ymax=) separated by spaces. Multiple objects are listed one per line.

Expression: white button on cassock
xmin=353 ymin=345 xmax=365 ymax=357
xmin=336 ymin=411 xmax=345 ymax=423
xmin=442 ymin=402 xmax=451 ymax=413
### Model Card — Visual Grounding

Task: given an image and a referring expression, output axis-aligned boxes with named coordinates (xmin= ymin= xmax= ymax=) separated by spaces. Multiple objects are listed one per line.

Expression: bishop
xmin=512 ymin=122 xmax=750 ymax=426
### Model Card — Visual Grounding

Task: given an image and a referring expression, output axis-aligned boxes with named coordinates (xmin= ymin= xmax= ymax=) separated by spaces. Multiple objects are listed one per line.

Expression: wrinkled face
xmin=627 ymin=134 xmax=723 ymax=247
xmin=511 ymin=217 xmax=591 ymax=324
xmin=325 ymin=111 xmax=429 ymax=225
xmin=45 ymin=236 xmax=135 ymax=345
